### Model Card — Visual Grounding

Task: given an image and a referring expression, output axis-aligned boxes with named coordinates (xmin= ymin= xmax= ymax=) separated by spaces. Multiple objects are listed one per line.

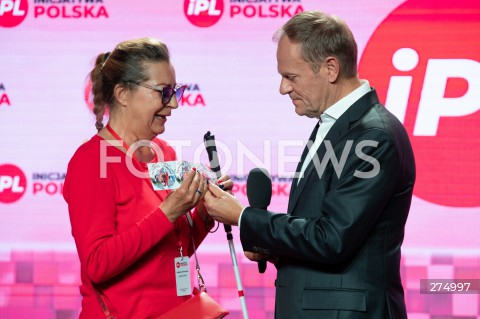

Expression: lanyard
xmin=173 ymin=215 xmax=185 ymax=257
xmin=105 ymin=123 xmax=158 ymax=168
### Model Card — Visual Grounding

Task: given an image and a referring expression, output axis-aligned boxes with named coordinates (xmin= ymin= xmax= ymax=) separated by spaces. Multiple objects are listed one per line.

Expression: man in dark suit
xmin=204 ymin=11 xmax=415 ymax=319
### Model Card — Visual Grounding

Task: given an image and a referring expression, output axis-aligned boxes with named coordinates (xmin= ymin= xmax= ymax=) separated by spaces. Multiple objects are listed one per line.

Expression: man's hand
xmin=204 ymin=183 xmax=244 ymax=226
xmin=244 ymin=252 xmax=278 ymax=266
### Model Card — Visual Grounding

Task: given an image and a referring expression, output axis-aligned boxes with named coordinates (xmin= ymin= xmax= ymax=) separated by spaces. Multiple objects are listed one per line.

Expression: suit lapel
xmin=288 ymin=90 xmax=380 ymax=214
xmin=289 ymin=122 xmax=319 ymax=198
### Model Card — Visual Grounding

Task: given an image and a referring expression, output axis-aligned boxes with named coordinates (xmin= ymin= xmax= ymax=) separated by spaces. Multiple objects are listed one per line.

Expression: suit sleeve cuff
xmin=238 ymin=206 xmax=248 ymax=230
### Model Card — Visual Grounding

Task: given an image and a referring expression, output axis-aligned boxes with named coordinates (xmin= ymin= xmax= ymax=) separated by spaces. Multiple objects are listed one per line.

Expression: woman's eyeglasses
xmin=128 ymin=82 xmax=186 ymax=105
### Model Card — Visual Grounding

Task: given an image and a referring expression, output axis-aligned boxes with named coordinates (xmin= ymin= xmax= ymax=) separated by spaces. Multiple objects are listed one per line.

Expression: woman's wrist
xmin=196 ymin=201 xmax=215 ymax=228
xmin=159 ymin=203 xmax=180 ymax=223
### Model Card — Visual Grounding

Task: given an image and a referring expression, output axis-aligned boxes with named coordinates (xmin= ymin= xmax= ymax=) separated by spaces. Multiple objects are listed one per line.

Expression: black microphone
xmin=246 ymin=168 xmax=272 ymax=274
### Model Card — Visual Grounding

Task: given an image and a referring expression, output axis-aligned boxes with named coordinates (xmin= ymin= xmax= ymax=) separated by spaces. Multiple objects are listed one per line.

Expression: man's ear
xmin=324 ymin=56 xmax=340 ymax=83
xmin=113 ymin=83 xmax=129 ymax=107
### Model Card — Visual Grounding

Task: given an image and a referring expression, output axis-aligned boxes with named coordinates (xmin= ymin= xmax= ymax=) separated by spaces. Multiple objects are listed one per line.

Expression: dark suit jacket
xmin=240 ymin=89 xmax=415 ymax=319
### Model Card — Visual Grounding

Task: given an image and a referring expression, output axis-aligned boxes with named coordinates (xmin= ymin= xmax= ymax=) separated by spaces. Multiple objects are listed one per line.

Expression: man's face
xmin=276 ymin=36 xmax=330 ymax=118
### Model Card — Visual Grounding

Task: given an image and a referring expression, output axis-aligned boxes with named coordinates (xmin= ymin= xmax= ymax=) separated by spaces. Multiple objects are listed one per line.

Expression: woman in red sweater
xmin=63 ymin=38 xmax=229 ymax=318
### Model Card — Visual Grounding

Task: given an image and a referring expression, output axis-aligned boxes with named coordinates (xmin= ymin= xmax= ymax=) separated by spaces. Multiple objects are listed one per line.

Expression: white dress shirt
xmin=297 ymin=80 xmax=371 ymax=183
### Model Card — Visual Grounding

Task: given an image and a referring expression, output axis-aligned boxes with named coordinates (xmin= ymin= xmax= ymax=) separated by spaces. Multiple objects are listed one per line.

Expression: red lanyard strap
xmin=173 ymin=216 xmax=184 ymax=257
xmin=105 ymin=124 xmax=158 ymax=167
xmin=105 ymin=124 xmax=130 ymax=150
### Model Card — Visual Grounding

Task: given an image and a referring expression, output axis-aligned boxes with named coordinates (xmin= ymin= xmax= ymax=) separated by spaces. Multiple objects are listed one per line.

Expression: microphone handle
xmin=258 ymin=260 xmax=267 ymax=273
xmin=252 ymin=205 xmax=269 ymax=274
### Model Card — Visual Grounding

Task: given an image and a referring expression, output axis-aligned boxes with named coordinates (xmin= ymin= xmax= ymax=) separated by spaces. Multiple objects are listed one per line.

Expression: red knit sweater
xmin=64 ymin=134 xmax=212 ymax=318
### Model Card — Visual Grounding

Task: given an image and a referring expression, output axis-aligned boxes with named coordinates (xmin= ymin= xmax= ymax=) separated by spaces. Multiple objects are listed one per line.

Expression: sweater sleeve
xmin=64 ymin=144 xmax=174 ymax=284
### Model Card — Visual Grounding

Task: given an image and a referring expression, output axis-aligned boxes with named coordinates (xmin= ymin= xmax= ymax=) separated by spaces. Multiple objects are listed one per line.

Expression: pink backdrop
xmin=1 ymin=0 xmax=479 ymax=318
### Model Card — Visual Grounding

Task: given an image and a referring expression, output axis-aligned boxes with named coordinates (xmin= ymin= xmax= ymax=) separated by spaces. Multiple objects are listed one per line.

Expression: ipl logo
xmin=359 ymin=0 xmax=480 ymax=207
xmin=184 ymin=0 xmax=223 ymax=27
xmin=0 ymin=0 xmax=28 ymax=28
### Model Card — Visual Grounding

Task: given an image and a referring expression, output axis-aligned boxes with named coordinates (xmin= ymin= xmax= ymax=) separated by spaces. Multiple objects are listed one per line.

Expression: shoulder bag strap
xmin=93 ymin=284 xmax=115 ymax=319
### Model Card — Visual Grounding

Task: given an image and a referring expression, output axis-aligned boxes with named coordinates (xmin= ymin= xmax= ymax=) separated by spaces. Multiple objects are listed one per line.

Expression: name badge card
xmin=174 ymin=256 xmax=191 ymax=296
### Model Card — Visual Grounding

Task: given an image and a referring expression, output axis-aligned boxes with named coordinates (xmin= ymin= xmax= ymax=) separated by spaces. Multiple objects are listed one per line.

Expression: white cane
xmin=204 ymin=131 xmax=249 ymax=319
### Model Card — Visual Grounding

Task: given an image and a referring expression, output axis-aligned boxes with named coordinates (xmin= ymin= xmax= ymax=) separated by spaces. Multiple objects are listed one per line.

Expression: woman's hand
xmin=216 ymin=174 xmax=234 ymax=194
xmin=160 ymin=169 xmax=207 ymax=222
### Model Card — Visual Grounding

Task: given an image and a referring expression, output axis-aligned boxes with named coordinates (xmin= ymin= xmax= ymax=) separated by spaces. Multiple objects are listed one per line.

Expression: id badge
xmin=174 ymin=256 xmax=191 ymax=296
